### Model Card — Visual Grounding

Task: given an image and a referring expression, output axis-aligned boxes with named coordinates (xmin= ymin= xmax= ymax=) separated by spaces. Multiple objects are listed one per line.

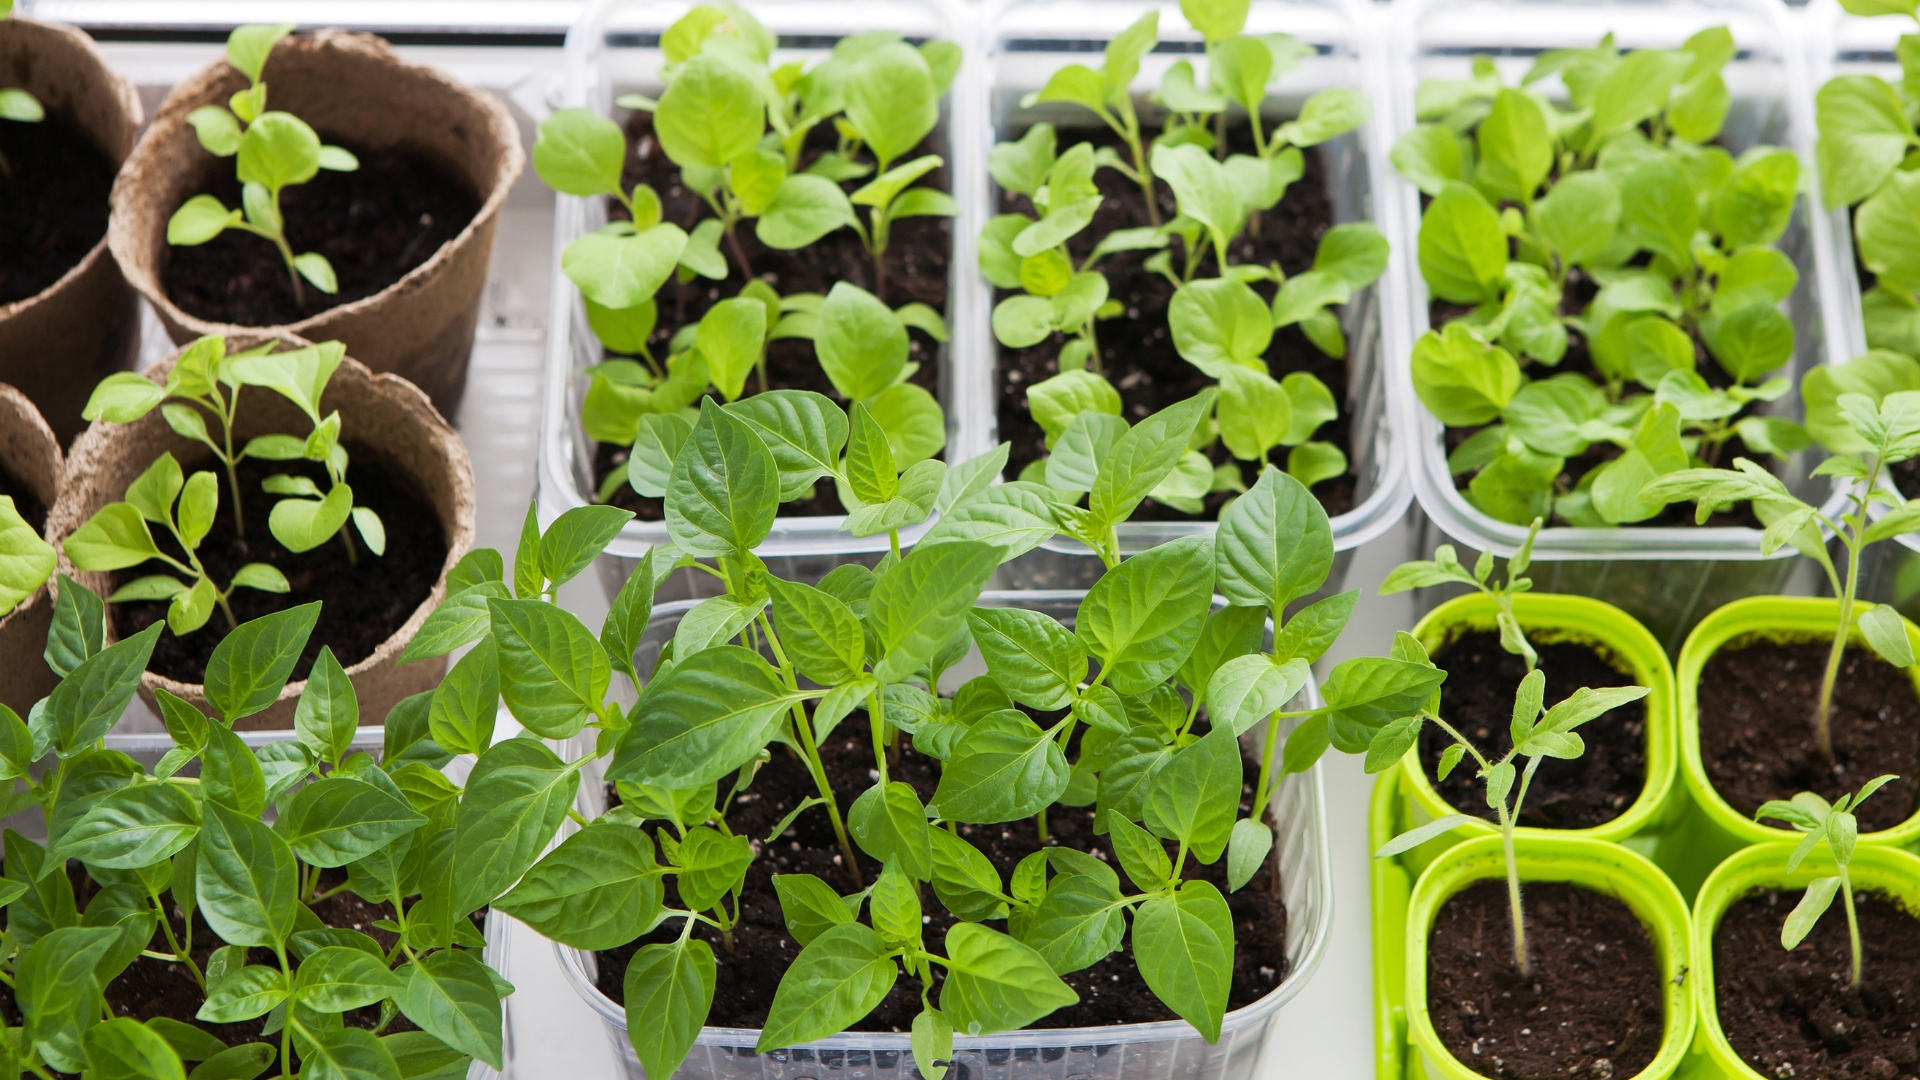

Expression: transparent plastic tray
xmin=975 ymin=0 xmax=1412 ymax=591
xmin=1383 ymin=0 xmax=1842 ymax=652
xmin=538 ymin=0 xmax=979 ymax=598
xmin=554 ymin=591 xmax=1333 ymax=1080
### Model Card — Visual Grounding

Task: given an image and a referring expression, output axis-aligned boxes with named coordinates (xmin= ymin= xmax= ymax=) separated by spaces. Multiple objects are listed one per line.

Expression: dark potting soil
xmin=108 ymin=450 xmax=446 ymax=685
xmin=591 ymin=112 xmax=952 ymax=520
xmin=1697 ymin=639 xmax=1920 ymax=833
xmin=993 ymin=126 xmax=1356 ymax=521
xmin=161 ymin=140 xmax=479 ymax=327
xmin=592 ymin=728 xmax=1291 ymax=1032
xmin=1890 ymin=457 xmax=1920 ymax=503
xmin=0 ymin=459 xmax=47 ymax=534
xmin=0 ymin=113 xmax=115 ymax=306
xmin=1419 ymin=630 xmax=1648 ymax=830
xmin=1426 ymin=880 xmax=1665 ymax=1079
xmin=1715 ymin=890 xmax=1920 ymax=1078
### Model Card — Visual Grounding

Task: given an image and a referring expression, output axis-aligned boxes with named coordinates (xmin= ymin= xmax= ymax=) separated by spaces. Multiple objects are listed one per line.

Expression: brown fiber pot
xmin=45 ymin=337 xmax=476 ymax=731
xmin=107 ymin=29 xmax=524 ymax=417
xmin=0 ymin=17 xmax=142 ymax=445
xmin=0 ymin=384 xmax=63 ymax=716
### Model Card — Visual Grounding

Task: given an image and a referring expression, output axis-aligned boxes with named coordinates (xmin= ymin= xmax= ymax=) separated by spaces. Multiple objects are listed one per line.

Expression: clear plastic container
xmin=538 ymin=0 xmax=981 ymax=604
xmin=1383 ymin=0 xmax=1843 ymax=655
xmin=977 ymin=0 xmax=1413 ymax=592
xmin=553 ymin=591 xmax=1333 ymax=1080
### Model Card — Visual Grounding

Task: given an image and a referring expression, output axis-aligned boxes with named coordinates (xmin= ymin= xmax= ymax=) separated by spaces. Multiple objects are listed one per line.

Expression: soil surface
xmin=993 ymin=127 xmax=1356 ymax=521
xmin=0 ymin=459 xmax=47 ymax=533
xmin=162 ymin=139 xmax=479 ymax=327
xmin=1698 ymin=638 xmax=1920 ymax=833
xmin=593 ymin=725 xmax=1291 ymax=1032
xmin=0 ymin=114 xmax=115 ymax=306
xmin=1426 ymin=880 xmax=1665 ymax=1079
xmin=1715 ymin=890 xmax=1920 ymax=1079
xmin=1890 ymin=457 xmax=1920 ymax=503
xmin=1420 ymin=630 xmax=1648 ymax=830
xmin=108 ymin=450 xmax=446 ymax=685
xmin=591 ymin=113 xmax=951 ymax=520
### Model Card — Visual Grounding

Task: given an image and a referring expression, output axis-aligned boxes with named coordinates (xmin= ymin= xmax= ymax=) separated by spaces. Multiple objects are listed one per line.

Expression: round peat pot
xmin=1671 ymin=597 xmax=1920 ymax=898
xmin=45 ymin=337 xmax=476 ymax=730
xmin=1689 ymin=843 xmax=1920 ymax=1080
xmin=1392 ymin=593 xmax=1679 ymax=875
xmin=1404 ymin=835 xmax=1695 ymax=1080
xmin=109 ymin=29 xmax=523 ymax=415
xmin=555 ymin=591 xmax=1334 ymax=1080
xmin=0 ymin=16 xmax=142 ymax=444
xmin=0 ymin=384 xmax=63 ymax=715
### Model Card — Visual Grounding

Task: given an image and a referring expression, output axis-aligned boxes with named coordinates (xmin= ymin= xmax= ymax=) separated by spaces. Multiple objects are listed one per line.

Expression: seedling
xmin=63 ymin=453 xmax=289 ymax=633
xmin=166 ymin=24 xmax=360 ymax=304
xmin=0 ymin=0 xmax=43 ymax=178
xmin=0 ymin=590 xmax=515 ymax=1080
xmin=1756 ymin=775 xmax=1899 ymax=990
xmin=1643 ymin=353 xmax=1920 ymax=757
xmin=1373 ymin=666 xmax=1651 ymax=973
xmin=1379 ymin=519 xmax=1543 ymax=669
xmin=1398 ymin=30 xmax=1811 ymax=526
xmin=1813 ymin=0 xmax=1920 ymax=358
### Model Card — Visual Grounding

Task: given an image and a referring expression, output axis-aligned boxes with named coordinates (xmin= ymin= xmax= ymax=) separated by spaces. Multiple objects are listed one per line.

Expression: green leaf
xmin=279 ymin=776 xmax=426 ymax=868
xmin=292 ymin=646 xmax=358 ymax=765
xmin=1374 ymin=813 xmax=1476 ymax=859
xmin=401 ymin=581 xmax=509 ymax=665
xmin=623 ymin=940 xmax=715 ymax=1080
xmin=1215 ymin=467 xmax=1331 ymax=612
xmin=1074 ymin=534 xmax=1213 ymax=694
xmin=452 ymin=739 xmax=580 ymax=917
xmin=46 ymin=576 xmax=107 ymax=678
xmin=1227 ymin=818 xmax=1273 ymax=891
xmin=201 ymin=725 xmax=265 ymax=818
xmin=295 ymin=947 xmax=404 ymax=1013
xmin=1022 ymin=873 xmax=1125 ymax=974
xmin=1419 ymin=183 xmax=1507 ymax=303
xmin=1392 ymin=124 xmax=1472 ymax=197
xmin=1090 ymin=394 xmax=1215 ymax=531
xmin=63 ymin=502 xmax=162 ymax=571
xmin=1619 ymin=155 xmax=1699 ymax=268
xmin=939 ymin=922 xmax=1077 ymax=1036
xmin=654 ymin=54 xmax=763 ymax=170
xmin=848 ymin=781 xmax=933 ymax=879
xmin=757 ymin=174 xmax=859 ymax=249
xmin=1216 ymin=367 xmax=1290 ymax=461
xmin=918 ymin=481 xmax=1058 ymax=560
xmin=772 ymin=874 xmax=855 ymax=946
xmin=1151 ymin=143 xmax=1243 ymax=263
xmin=1476 ymin=89 xmax=1551 ymax=203
xmin=868 ymin=541 xmax=1000 ymax=684
xmin=766 ymin=577 xmax=864 ymax=684
xmin=726 ymin=390 xmax=849 ymax=500
xmin=1817 ymin=75 xmax=1914 ymax=209
xmin=848 ymin=42 xmax=938 ymax=169
xmin=1206 ymin=654 xmax=1309 ymax=737
xmin=196 ymin=803 xmax=296 ymax=948
xmin=489 ymin=597 xmax=609 ymax=740
xmin=609 ymin=645 xmax=802 ymax=789
xmin=204 ymin=604 xmax=320 ymax=722
xmin=188 ymin=1044 xmax=276 ymax=1080
xmin=990 ymin=123 xmax=1056 ymax=197
xmin=45 ymin=622 xmax=163 ymax=755
xmin=931 ymin=710 xmax=1069 ymax=823
xmin=929 ymin=830 xmax=1009 ymax=922
xmin=1169 ymin=278 xmax=1272 ymax=378
xmin=757 ymin=923 xmax=897 ymax=1051
xmin=912 ymin=1009 xmax=954 ymax=1080
xmin=235 ymin=111 xmax=320 ymax=190
xmin=53 ymin=783 xmax=200 ymax=869
xmin=1144 ymin=728 xmax=1240 ymax=861
xmin=537 ymin=505 xmax=634 ymax=591
xmin=666 ymin=399 xmax=779 ymax=560
xmin=1410 ymin=323 xmax=1521 ymax=427
xmin=85 ymin=1017 xmax=187 ymax=1080
xmin=1536 ymin=170 xmax=1620 ymax=270
xmin=396 ymin=950 xmax=502 ymax=1070
xmin=533 ymin=108 xmax=626 ymax=196
xmin=814 ymin=283 xmax=908 ymax=403
xmin=1133 ymin=880 xmax=1233 ymax=1042
xmin=1782 ymin=876 xmax=1842 ymax=949
xmin=1859 ymin=605 xmax=1915 ymax=668
xmin=967 ymin=607 xmax=1086 ymax=710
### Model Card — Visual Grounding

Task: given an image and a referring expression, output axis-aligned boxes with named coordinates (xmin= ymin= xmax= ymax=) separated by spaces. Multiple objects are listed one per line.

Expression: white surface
xmin=87 ymin=28 xmax=1412 ymax=1080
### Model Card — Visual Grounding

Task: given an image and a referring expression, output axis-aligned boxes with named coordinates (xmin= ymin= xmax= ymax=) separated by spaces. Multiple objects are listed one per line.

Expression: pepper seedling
xmin=1378 ymin=519 xmax=1543 ymax=670
xmin=166 ymin=24 xmax=359 ymax=304
xmin=1813 ymin=0 xmax=1920 ymax=358
xmin=0 ymin=0 xmax=43 ymax=178
xmin=1756 ymin=775 xmax=1900 ymax=991
xmin=1642 ymin=352 xmax=1920 ymax=759
xmin=1372 ymin=665 xmax=1651 ymax=973
xmin=1398 ymin=29 xmax=1810 ymax=527
xmin=62 ymin=452 xmax=289 ymax=633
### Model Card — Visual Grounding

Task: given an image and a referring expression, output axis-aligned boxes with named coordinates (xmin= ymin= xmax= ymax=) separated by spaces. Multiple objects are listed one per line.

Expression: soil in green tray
xmin=994 ymin=125 xmax=1356 ymax=522
xmin=1714 ymin=890 xmax=1920 ymax=1078
xmin=1426 ymin=880 xmax=1664 ymax=1079
xmin=1419 ymin=630 xmax=1648 ymax=830
xmin=593 ymin=724 xmax=1291 ymax=1032
xmin=591 ymin=112 xmax=952 ymax=521
xmin=1697 ymin=638 xmax=1920 ymax=833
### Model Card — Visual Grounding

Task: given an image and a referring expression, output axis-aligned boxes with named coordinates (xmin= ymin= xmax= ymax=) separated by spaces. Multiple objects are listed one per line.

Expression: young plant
xmin=1378 ymin=519 xmax=1544 ymax=669
xmin=166 ymin=24 xmax=360 ymax=304
xmin=0 ymin=0 xmax=43 ymax=177
xmin=1641 ymin=352 xmax=1920 ymax=757
xmin=1756 ymin=775 xmax=1900 ymax=990
xmin=1 ymin=591 xmax=513 ymax=1080
xmin=62 ymin=453 xmax=289 ymax=633
xmin=1398 ymin=29 xmax=1811 ymax=526
xmin=1813 ymin=0 xmax=1920 ymax=357
xmin=1372 ymin=666 xmax=1651 ymax=972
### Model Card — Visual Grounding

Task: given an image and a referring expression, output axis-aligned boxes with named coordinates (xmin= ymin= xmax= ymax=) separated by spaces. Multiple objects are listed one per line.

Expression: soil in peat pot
xmin=107 ymin=451 xmax=447 ymax=685
xmin=591 ymin=112 xmax=953 ymax=521
xmin=0 ymin=458 xmax=47 ymax=534
xmin=0 ymin=864 xmax=488 ymax=1071
xmin=1419 ymin=630 xmax=1647 ymax=830
xmin=0 ymin=114 xmax=115 ymax=306
xmin=162 ymin=139 xmax=480 ymax=327
xmin=1697 ymin=639 xmax=1920 ymax=833
xmin=1426 ymin=880 xmax=1664 ymax=1080
xmin=994 ymin=127 xmax=1357 ymax=521
xmin=1715 ymin=890 xmax=1920 ymax=1079
xmin=593 ymin=727 xmax=1291 ymax=1032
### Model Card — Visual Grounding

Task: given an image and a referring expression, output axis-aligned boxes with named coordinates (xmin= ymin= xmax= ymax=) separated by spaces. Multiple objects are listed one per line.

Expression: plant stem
xmin=223 ymin=387 xmax=245 ymax=537
xmin=725 ymin=223 xmax=754 ymax=281
xmin=1036 ymin=806 xmax=1049 ymax=843
xmin=1844 ymin=871 xmax=1863 ymax=990
xmin=1496 ymin=798 xmax=1528 ymax=977
xmin=151 ymin=891 xmax=204 ymax=989
xmin=339 ymin=523 xmax=359 ymax=567
xmin=1818 ymin=516 xmax=1865 ymax=761
xmin=755 ymin=613 xmax=862 ymax=886
xmin=868 ymin=688 xmax=889 ymax=787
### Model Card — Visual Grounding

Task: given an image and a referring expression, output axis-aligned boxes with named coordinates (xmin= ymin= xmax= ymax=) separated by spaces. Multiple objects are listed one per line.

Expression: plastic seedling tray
xmin=538 ymin=0 xmax=981 ymax=604
xmin=557 ymin=591 xmax=1333 ymax=1080
xmin=976 ymin=0 xmax=1412 ymax=593
xmin=1383 ymin=0 xmax=1844 ymax=656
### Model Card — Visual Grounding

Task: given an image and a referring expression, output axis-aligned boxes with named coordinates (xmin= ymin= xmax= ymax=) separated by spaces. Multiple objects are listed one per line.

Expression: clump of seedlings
xmin=985 ymin=3 xmax=1385 ymax=513
xmin=1379 ymin=518 xmax=1544 ymax=669
xmin=1399 ymin=29 xmax=1809 ymax=527
xmin=416 ymin=390 xmax=1443 ymax=1073
xmin=0 ymin=583 xmax=511 ymax=1080
xmin=167 ymin=24 xmax=360 ymax=304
